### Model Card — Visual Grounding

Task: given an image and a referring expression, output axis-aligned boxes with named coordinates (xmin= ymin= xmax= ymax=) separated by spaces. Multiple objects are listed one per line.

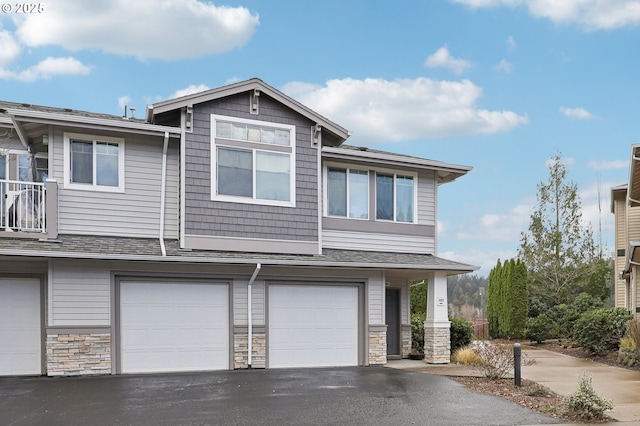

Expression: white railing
xmin=0 ymin=179 xmax=46 ymax=233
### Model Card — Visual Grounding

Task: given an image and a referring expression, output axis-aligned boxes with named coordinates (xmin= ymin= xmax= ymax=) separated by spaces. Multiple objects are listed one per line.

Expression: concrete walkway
xmin=388 ymin=348 xmax=640 ymax=424
xmin=523 ymin=347 xmax=640 ymax=424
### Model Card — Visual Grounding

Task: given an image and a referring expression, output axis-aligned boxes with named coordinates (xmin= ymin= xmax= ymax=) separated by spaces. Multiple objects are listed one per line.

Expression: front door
xmin=385 ymin=288 xmax=400 ymax=357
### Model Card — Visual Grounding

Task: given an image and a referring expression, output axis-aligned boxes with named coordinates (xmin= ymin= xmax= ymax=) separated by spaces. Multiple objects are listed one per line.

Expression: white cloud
xmin=170 ymin=84 xmax=211 ymax=99
xmin=559 ymin=106 xmax=599 ymax=120
xmin=117 ymin=96 xmax=132 ymax=110
xmin=15 ymin=0 xmax=259 ymax=60
xmin=587 ymin=160 xmax=628 ymax=171
xmin=506 ymin=35 xmax=517 ymax=51
xmin=450 ymin=0 xmax=640 ymax=30
xmin=455 ymin=202 xmax=533 ymax=242
xmin=440 ymin=248 xmax=517 ymax=277
xmin=424 ymin=47 xmax=473 ymax=74
xmin=0 ymin=56 xmax=91 ymax=82
xmin=281 ymin=77 xmax=528 ymax=142
xmin=495 ymin=59 xmax=513 ymax=73
xmin=0 ymin=30 xmax=20 ymax=66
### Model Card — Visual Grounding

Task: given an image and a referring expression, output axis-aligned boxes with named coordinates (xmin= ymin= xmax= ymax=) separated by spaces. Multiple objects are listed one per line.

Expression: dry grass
xmin=451 ymin=347 xmax=483 ymax=365
xmin=620 ymin=336 xmax=637 ymax=351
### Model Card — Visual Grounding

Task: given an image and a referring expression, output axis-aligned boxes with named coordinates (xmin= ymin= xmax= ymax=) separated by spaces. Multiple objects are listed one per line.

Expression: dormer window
xmin=211 ymin=115 xmax=296 ymax=207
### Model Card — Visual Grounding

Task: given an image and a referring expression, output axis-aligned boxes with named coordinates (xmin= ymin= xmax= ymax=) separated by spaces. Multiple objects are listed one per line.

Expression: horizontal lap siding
xmin=614 ymin=199 xmax=627 ymax=308
xmin=368 ymin=273 xmax=384 ymax=324
xmin=323 ymin=230 xmax=435 ymax=254
xmin=417 ymin=170 xmax=436 ymax=226
xmin=233 ymin=279 xmax=265 ymax=326
xmin=54 ymin=130 xmax=179 ymax=239
xmin=184 ymin=94 xmax=319 ymax=242
xmin=50 ymin=260 xmax=110 ymax=326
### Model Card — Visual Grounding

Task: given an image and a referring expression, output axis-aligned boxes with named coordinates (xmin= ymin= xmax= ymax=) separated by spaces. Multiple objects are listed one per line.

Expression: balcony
xmin=0 ymin=179 xmax=46 ymax=234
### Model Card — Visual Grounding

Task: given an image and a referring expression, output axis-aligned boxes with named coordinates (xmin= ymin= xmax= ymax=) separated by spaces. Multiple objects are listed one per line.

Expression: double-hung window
xmin=376 ymin=173 xmax=415 ymax=223
xmin=63 ymin=133 xmax=125 ymax=192
xmin=211 ymin=115 xmax=295 ymax=206
xmin=327 ymin=168 xmax=369 ymax=219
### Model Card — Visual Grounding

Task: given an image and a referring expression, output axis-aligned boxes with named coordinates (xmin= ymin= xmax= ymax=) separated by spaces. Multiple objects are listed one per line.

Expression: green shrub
xmin=411 ymin=313 xmax=425 ymax=352
xmin=450 ymin=317 xmax=474 ymax=352
xmin=573 ymin=308 xmax=633 ymax=355
xmin=557 ymin=293 xmax=604 ymax=338
xmin=525 ymin=313 xmax=558 ymax=344
xmin=566 ymin=372 xmax=614 ymax=420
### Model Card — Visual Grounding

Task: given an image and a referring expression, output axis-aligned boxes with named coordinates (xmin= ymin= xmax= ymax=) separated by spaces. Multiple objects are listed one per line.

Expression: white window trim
xmin=323 ymin=165 xmax=370 ymax=221
xmin=323 ymin=162 xmax=418 ymax=224
xmin=210 ymin=115 xmax=296 ymax=208
xmin=63 ymin=132 xmax=125 ymax=193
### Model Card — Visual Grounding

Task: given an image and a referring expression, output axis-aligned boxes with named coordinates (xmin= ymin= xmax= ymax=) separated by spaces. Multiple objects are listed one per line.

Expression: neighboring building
xmin=0 ymin=78 xmax=476 ymax=377
xmin=612 ymin=143 xmax=640 ymax=318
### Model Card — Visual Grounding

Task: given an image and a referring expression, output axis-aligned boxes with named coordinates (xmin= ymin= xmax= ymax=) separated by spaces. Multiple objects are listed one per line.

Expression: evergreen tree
xmin=518 ymin=152 xmax=600 ymax=310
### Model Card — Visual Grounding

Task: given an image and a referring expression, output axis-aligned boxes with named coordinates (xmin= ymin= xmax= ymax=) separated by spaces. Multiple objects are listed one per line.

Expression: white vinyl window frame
xmin=375 ymin=171 xmax=417 ymax=223
xmin=323 ymin=163 xmax=418 ymax=224
xmin=63 ymin=132 xmax=125 ymax=193
xmin=324 ymin=166 xmax=370 ymax=220
xmin=210 ymin=115 xmax=296 ymax=208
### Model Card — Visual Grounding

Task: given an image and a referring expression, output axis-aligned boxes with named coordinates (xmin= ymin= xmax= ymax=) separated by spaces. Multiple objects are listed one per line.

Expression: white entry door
xmin=120 ymin=282 xmax=229 ymax=373
xmin=0 ymin=278 xmax=41 ymax=375
xmin=268 ymin=285 xmax=359 ymax=368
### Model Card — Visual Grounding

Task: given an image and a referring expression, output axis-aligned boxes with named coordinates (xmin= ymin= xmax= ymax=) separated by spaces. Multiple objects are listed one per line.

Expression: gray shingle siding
xmin=184 ymin=93 xmax=319 ymax=242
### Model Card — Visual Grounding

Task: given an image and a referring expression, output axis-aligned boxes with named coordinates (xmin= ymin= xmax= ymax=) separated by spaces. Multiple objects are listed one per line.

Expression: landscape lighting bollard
xmin=513 ymin=343 xmax=521 ymax=387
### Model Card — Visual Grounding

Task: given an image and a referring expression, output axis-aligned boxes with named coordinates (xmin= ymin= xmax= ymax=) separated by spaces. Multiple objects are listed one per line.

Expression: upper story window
xmin=211 ymin=115 xmax=296 ymax=207
xmin=325 ymin=164 xmax=417 ymax=224
xmin=18 ymin=155 xmax=48 ymax=182
xmin=63 ymin=133 xmax=125 ymax=192
xmin=327 ymin=168 xmax=369 ymax=219
xmin=376 ymin=173 xmax=415 ymax=223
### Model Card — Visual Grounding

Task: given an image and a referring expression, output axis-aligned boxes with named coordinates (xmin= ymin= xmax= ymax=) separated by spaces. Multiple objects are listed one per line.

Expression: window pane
xmin=216 ymin=122 xmax=232 ymax=139
xmin=274 ymin=129 xmax=290 ymax=146
xmin=18 ymin=155 xmax=30 ymax=181
xmin=247 ymin=126 xmax=261 ymax=142
xmin=396 ymin=176 xmax=414 ymax=223
xmin=327 ymin=168 xmax=346 ymax=216
xmin=0 ymin=156 xmax=5 ymax=179
xmin=218 ymin=148 xmax=252 ymax=197
xmin=261 ymin=128 xmax=275 ymax=144
xmin=349 ymin=170 xmax=369 ymax=219
xmin=232 ymin=123 xmax=247 ymax=140
xmin=376 ymin=174 xmax=394 ymax=220
xmin=96 ymin=142 xmax=119 ymax=187
xmin=256 ymin=151 xmax=290 ymax=201
xmin=71 ymin=141 xmax=93 ymax=184
xmin=35 ymin=158 xmax=48 ymax=182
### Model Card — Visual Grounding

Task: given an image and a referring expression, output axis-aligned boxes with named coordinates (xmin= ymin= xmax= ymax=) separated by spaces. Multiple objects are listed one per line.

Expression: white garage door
xmin=269 ymin=285 xmax=358 ymax=368
xmin=0 ymin=278 xmax=41 ymax=376
xmin=120 ymin=282 xmax=229 ymax=373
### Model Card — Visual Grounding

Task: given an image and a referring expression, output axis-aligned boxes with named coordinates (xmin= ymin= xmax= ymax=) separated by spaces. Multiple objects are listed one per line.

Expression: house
xmin=0 ymin=78 xmax=476 ymax=376
xmin=612 ymin=143 xmax=640 ymax=318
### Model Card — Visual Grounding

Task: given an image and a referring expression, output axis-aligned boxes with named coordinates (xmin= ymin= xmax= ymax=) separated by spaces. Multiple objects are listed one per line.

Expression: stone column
xmin=424 ymin=271 xmax=450 ymax=364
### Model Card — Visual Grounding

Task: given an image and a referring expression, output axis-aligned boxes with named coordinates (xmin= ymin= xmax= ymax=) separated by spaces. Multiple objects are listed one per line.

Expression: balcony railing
xmin=0 ymin=179 xmax=46 ymax=233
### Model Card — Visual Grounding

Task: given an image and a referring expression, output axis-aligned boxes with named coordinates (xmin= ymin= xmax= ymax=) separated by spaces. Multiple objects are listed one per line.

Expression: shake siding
xmin=53 ymin=130 xmax=179 ymax=239
xmin=50 ymin=259 xmax=110 ymax=326
xmin=184 ymin=94 xmax=319 ymax=242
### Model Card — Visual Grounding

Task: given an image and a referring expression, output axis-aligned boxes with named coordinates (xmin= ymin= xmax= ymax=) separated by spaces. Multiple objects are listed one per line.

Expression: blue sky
xmin=1 ymin=0 xmax=638 ymax=276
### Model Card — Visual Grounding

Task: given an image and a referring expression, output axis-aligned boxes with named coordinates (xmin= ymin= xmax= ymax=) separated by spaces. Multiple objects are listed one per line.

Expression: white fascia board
xmin=322 ymin=146 xmax=472 ymax=175
xmin=7 ymin=109 xmax=181 ymax=138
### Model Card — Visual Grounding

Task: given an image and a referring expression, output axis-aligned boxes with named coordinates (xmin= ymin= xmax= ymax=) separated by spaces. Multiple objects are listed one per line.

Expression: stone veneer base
xmin=424 ymin=325 xmax=450 ymax=364
xmin=369 ymin=329 xmax=387 ymax=365
xmin=234 ymin=332 xmax=266 ymax=369
xmin=46 ymin=333 xmax=111 ymax=376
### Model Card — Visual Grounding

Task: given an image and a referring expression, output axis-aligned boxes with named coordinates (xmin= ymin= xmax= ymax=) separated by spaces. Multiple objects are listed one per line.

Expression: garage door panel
xmin=0 ymin=278 xmax=41 ymax=376
xmin=269 ymin=285 xmax=358 ymax=368
xmin=120 ymin=282 xmax=229 ymax=374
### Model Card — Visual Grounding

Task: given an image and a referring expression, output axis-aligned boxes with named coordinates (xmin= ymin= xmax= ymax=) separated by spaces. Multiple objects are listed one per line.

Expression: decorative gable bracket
xmin=250 ymin=89 xmax=260 ymax=115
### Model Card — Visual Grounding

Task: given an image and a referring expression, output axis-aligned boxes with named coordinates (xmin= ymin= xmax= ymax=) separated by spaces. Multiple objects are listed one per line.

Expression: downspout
xmin=159 ymin=131 xmax=169 ymax=256
xmin=247 ymin=263 xmax=261 ymax=367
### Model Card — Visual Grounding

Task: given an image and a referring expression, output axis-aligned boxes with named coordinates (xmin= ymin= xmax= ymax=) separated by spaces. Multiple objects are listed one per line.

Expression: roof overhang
xmin=5 ymin=108 xmax=181 ymax=139
xmin=611 ymin=184 xmax=628 ymax=213
xmin=149 ymin=78 xmax=350 ymax=144
xmin=322 ymin=146 xmax=472 ymax=184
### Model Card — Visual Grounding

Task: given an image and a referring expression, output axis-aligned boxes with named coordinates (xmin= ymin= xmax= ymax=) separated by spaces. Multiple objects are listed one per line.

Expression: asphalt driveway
xmin=0 ymin=367 xmax=559 ymax=426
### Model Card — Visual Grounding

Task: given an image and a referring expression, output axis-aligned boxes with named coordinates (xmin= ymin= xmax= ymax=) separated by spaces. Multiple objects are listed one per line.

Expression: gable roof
xmin=148 ymin=78 xmax=350 ymax=143
xmin=323 ymin=144 xmax=472 ymax=184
